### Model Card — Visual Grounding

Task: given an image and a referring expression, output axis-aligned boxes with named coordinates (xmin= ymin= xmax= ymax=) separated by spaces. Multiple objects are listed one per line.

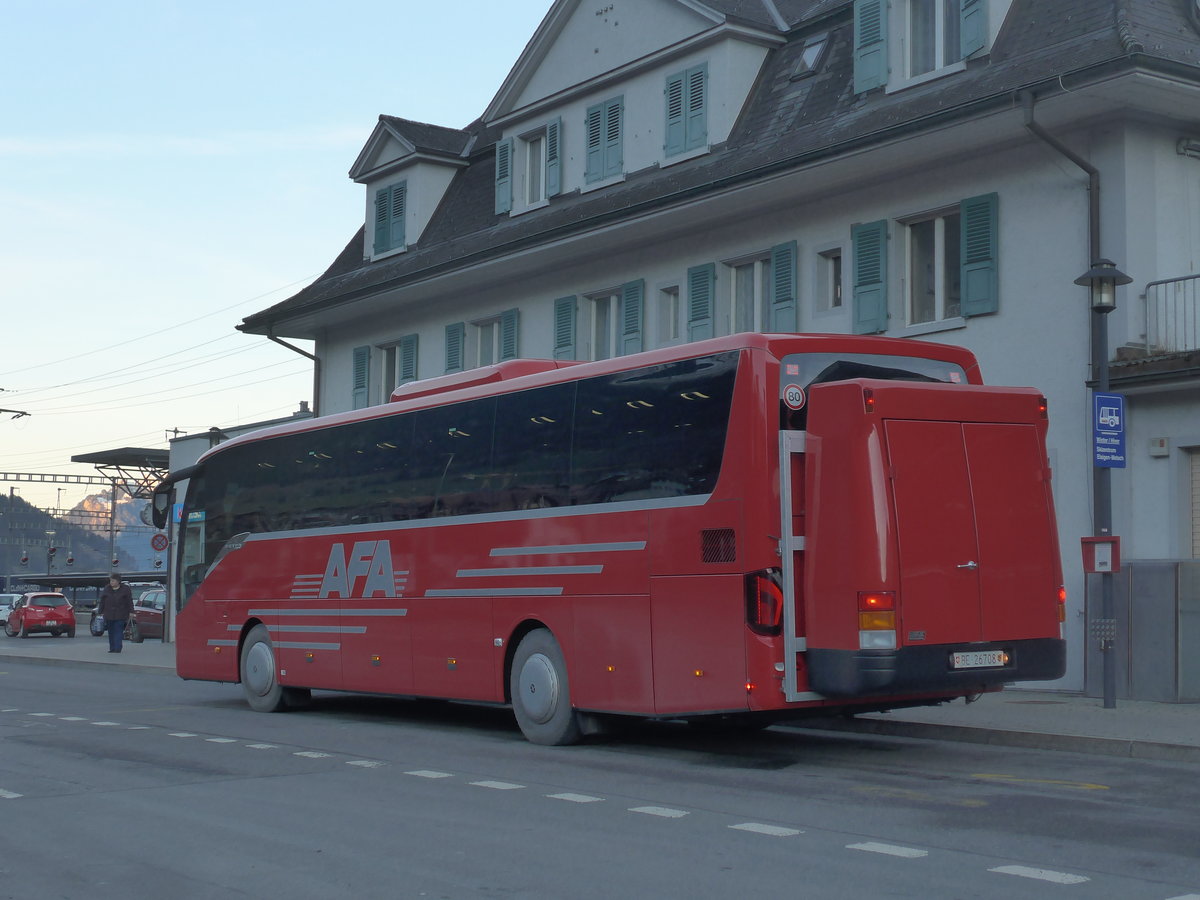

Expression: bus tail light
xmin=745 ymin=570 xmax=783 ymax=636
xmin=1057 ymin=585 xmax=1067 ymax=637
xmin=858 ymin=591 xmax=896 ymax=650
xmin=863 ymin=388 xmax=876 ymax=413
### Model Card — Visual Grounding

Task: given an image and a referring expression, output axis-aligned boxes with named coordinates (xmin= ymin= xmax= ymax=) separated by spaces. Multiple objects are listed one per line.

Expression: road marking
xmin=2 ymin=709 xmax=19 ymax=713
xmin=471 ymin=780 xmax=524 ymax=790
xmin=168 ymin=732 xmax=197 ymax=738
xmin=989 ymin=865 xmax=1089 ymax=885
xmin=91 ymin=721 xmax=121 ymax=726
xmin=29 ymin=712 xmax=55 ymax=717
xmin=346 ymin=760 xmax=384 ymax=768
xmin=730 ymin=823 xmax=801 ymax=837
xmin=205 ymin=738 xmax=238 ymax=744
xmin=853 ymin=785 xmax=987 ymax=808
xmin=1165 ymin=895 xmax=1200 ymax=900
xmin=126 ymin=726 xmax=151 ymax=730
xmin=59 ymin=716 xmax=87 ymax=721
xmin=406 ymin=770 xmax=453 ymax=779
xmin=245 ymin=743 xmax=278 ymax=750
xmin=629 ymin=806 xmax=689 ymax=818
xmin=547 ymin=793 xmax=604 ymax=803
xmin=0 ymin=788 xmax=22 ymax=800
xmin=293 ymin=751 xmax=332 ymax=759
xmin=848 ymin=842 xmax=928 ymax=858
xmin=973 ymin=774 xmax=1110 ymax=791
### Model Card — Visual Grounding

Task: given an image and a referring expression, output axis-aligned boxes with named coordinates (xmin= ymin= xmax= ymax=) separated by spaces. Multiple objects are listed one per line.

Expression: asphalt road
xmin=2 ymin=661 xmax=1198 ymax=900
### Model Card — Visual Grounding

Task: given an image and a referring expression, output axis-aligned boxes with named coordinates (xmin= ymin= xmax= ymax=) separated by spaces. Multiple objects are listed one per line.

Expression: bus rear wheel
xmin=510 ymin=629 xmax=582 ymax=746
xmin=240 ymin=624 xmax=310 ymax=712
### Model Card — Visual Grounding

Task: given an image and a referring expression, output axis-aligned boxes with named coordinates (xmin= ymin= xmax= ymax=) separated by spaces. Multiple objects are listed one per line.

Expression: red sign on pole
xmin=151 ymin=533 xmax=169 ymax=552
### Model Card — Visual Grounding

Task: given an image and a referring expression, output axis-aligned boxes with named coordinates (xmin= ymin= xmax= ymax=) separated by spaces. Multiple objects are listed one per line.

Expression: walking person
xmin=97 ymin=574 xmax=134 ymax=653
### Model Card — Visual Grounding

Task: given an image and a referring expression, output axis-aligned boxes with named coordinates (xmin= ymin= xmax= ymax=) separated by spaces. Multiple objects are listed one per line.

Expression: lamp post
xmin=1074 ymin=258 xmax=1132 ymax=710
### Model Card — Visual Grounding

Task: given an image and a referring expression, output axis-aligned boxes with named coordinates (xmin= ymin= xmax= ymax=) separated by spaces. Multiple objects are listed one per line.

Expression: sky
xmin=0 ymin=0 xmax=552 ymax=512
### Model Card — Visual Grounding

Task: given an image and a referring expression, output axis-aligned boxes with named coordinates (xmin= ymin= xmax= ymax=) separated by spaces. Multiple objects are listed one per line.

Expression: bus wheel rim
xmin=517 ymin=652 xmax=558 ymax=724
xmin=244 ymin=640 xmax=275 ymax=696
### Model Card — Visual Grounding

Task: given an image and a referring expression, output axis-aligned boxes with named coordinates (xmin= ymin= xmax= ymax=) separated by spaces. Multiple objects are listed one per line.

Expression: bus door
xmin=885 ymin=419 xmax=1057 ymax=644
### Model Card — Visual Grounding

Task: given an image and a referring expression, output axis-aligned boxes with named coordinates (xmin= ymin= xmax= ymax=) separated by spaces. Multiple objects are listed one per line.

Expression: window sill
xmin=902 ymin=316 xmax=966 ymax=337
xmin=661 ymin=145 xmax=709 ymax=169
xmin=885 ymin=60 xmax=966 ymax=94
xmin=509 ymin=198 xmax=550 ymax=217
xmin=370 ymin=245 xmax=407 ymax=263
xmin=581 ymin=173 xmax=626 ymax=194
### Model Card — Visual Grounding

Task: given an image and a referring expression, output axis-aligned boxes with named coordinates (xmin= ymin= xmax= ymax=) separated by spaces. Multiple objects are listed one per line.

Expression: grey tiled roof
xmin=377 ymin=115 xmax=471 ymax=156
xmin=241 ymin=0 xmax=1200 ymax=334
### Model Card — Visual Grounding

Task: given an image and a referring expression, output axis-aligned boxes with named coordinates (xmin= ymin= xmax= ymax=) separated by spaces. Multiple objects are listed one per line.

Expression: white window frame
xmin=723 ymin=251 xmax=773 ymax=335
xmin=585 ymin=288 xmax=622 ymax=360
xmin=901 ymin=205 xmax=963 ymax=328
xmin=817 ymin=246 xmax=844 ymax=313
xmin=513 ymin=126 xmax=551 ymax=213
xmin=656 ymin=283 xmax=683 ymax=347
xmin=887 ymin=0 xmax=967 ymax=91
xmin=472 ymin=316 xmax=501 ymax=367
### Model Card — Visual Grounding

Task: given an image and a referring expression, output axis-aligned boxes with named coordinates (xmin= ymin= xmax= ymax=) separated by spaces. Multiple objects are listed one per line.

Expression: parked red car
xmin=126 ymin=588 xmax=165 ymax=642
xmin=5 ymin=593 xmax=76 ymax=638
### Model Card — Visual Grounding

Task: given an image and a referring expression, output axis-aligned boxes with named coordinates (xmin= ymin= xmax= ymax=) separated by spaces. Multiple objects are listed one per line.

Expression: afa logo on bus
xmin=312 ymin=540 xmax=407 ymax=598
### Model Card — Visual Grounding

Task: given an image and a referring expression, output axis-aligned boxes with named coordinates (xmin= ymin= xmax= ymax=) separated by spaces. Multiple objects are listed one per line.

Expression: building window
xmin=657 ymin=284 xmax=682 ymax=346
xmin=819 ymin=248 xmax=844 ymax=310
xmin=728 ymin=255 xmax=774 ymax=334
xmin=474 ymin=309 xmax=520 ymax=366
xmin=905 ymin=209 xmax=962 ymax=325
xmin=382 ymin=335 xmax=419 ymax=397
xmin=585 ymin=97 xmax=623 ymax=184
xmin=792 ymin=33 xmax=829 ymax=79
xmin=525 ymin=134 xmax=545 ymax=205
xmin=589 ymin=291 xmax=619 ymax=360
xmin=909 ymin=0 xmax=962 ymax=77
xmin=665 ymin=65 xmax=707 ymax=157
xmin=373 ymin=181 xmax=406 ymax=255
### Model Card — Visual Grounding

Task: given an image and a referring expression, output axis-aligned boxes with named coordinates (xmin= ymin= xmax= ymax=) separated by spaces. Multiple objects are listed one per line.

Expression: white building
xmin=240 ymin=0 xmax=1200 ymax=696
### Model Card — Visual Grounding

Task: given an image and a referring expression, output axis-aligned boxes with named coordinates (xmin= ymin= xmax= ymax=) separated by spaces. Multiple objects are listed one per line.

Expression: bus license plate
xmin=952 ymin=650 xmax=1006 ymax=669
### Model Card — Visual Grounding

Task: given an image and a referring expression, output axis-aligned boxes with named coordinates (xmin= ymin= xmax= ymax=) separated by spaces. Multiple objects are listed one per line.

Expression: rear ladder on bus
xmin=778 ymin=430 xmax=822 ymax=703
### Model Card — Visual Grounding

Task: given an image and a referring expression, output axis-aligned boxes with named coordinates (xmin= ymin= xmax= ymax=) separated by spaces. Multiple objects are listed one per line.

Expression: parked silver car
xmin=0 ymin=593 xmax=21 ymax=626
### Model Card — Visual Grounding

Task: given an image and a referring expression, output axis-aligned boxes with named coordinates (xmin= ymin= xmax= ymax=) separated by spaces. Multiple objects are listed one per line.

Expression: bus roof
xmin=195 ymin=333 xmax=980 ymax=463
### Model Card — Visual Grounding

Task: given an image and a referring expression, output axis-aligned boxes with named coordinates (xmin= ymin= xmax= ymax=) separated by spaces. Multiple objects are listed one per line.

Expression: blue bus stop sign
xmin=1093 ymin=392 xmax=1126 ymax=468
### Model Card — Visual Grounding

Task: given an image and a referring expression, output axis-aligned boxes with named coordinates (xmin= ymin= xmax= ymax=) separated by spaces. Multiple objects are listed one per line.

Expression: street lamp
xmin=1074 ymin=258 xmax=1132 ymax=710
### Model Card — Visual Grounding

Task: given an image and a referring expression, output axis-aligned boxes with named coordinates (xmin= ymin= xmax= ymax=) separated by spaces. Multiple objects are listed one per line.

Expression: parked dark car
xmin=5 ymin=593 xmax=76 ymax=638
xmin=126 ymin=588 xmax=166 ymax=642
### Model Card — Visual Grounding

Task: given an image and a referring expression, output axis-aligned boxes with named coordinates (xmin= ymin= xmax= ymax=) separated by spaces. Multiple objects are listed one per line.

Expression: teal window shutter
xmin=553 ymin=296 xmax=577 ymax=360
xmin=389 ymin=182 xmax=406 ymax=249
xmin=769 ymin=241 xmax=798 ymax=332
xmin=603 ymin=97 xmax=623 ymax=178
xmin=545 ymin=117 xmax=562 ymax=197
xmin=852 ymin=221 xmax=888 ymax=334
xmin=352 ymin=345 xmax=370 ymax=409
xmin=665 ymin=72 xmax=685 ymax=157
xmin=620 ymin=280 xmax=644 ymax=355
xmin=685 ymin=64 xmax=707 ymax=151
xmin=960 ymin=192 xmax=999 ymax=317
xmin=495 ymin=138 xmax=513 ymax=214
xmin=374 ymin=183 xmax=406 ymax=254
xmin=585 ymin=104 xmax=604 ymax=183
xmin=398 ymin=334 xmax=418 ymax=384
xmin=445 ymin=322 xmax=465 ymax=373
xmin=853 ymin=0 xmax=888 ymax=93
xmin=500 ymin=308 xmax=520 ymax=360
xmin=687 ymin=263 xmax=716 ymax=341
xmin=960 ymin=0 xmax=987 ymax=59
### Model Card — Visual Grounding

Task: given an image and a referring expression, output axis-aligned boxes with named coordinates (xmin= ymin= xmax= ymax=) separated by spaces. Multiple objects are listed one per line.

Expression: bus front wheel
xmin=240 ymin=624 xmax=310 ymax=712
xmin=510 ymin=629 xmax=582 ymax=746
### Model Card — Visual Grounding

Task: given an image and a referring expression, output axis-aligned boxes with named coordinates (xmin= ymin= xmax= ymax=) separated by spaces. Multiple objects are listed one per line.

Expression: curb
xmin=786 ymin=716 xmax=1200 ymax=764
xmin=0 ymin=653 xmax=176 ymax=678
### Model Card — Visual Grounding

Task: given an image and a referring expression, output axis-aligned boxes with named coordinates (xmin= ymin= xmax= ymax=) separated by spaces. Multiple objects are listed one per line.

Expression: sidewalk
xmin=1 ymin=634 xmax=1195 ymax=762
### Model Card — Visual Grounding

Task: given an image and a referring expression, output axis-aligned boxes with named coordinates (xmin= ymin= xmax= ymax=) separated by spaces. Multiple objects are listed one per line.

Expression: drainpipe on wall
xmin=268 ymin=334 xmax=321 ymax=417
xmin=1021 ymin=90 xmax=1118 ymax=707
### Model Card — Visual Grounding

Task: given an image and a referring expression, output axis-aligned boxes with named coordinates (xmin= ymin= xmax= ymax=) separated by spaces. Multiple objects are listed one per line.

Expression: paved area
xmin=1 ymin=633 xmax=1195 ymax=761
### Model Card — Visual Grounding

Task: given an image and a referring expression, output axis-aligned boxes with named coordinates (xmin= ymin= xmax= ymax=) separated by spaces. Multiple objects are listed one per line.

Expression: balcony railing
xmin=1143 ymin=274 xmax=1200 ymax=355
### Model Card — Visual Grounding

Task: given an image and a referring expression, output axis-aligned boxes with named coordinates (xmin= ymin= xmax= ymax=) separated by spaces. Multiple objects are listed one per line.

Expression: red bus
xmin=154 ymin=333 xmax=1065 ymax=744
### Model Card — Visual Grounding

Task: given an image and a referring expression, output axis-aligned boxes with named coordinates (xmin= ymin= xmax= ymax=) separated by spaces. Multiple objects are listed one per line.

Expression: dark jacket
xmin=98 ymin=582 xmax=134 ymax=621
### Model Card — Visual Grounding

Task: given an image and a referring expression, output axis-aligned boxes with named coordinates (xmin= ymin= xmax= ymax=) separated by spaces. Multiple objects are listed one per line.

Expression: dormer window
xmin=373 ymin=181 xmax=406 ymax=255
xmin=908 ymin=0 xmax=962 ymax=77
xmin=495 ymin=118 xmax=561 ymax=214
xmin=585 ymin=96 xmax=623 ymax=184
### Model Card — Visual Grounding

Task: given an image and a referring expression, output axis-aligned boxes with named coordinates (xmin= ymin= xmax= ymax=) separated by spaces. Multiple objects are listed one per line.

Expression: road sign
xmin=1093 ymin=392 xmax=1126 ymax=468
xmin=151 ymin=533 xmax=169 ymax=552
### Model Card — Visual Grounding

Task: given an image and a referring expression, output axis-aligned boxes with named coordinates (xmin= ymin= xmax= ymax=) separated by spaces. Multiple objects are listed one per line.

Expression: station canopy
xmin=70 ymin=447 xmax=169 ymax=499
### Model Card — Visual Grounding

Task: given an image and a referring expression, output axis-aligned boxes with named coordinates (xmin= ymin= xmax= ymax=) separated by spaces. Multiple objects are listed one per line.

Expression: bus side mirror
xmin=151 ymin=487 xmax=172 ymax=530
